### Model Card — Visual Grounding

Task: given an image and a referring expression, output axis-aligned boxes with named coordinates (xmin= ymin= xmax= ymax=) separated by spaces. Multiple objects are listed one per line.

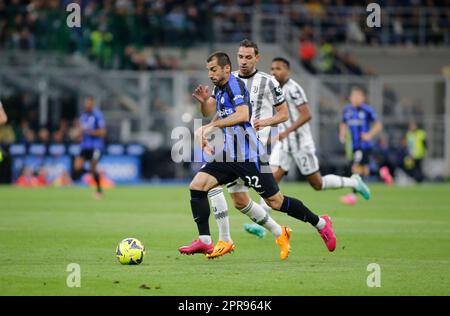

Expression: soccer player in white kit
xmin=243 ymin=57 xmax=371 ymax=237
xmin=256 ymin=58 xmax=371 ymax=215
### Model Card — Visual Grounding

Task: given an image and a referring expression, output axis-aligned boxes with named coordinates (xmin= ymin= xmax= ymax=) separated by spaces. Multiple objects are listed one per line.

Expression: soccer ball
xmin=116 ymin=238 xmax=145 ymax=265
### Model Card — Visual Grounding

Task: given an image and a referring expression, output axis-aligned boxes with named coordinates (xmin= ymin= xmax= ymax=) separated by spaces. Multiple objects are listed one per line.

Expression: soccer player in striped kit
xmin=73 ymin=96 xmax=107 ymax=199
xmin=201 ymin=40 xmax=294 ymax=258
xmin=180 ymin=50 xmax=336 ymax=260
xmin=339 ymin=86 xmax=382 ymax=205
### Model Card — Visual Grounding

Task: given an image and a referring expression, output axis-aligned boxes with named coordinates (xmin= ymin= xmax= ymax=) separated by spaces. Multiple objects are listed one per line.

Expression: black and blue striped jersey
xmin=212 ymin=74 xmax=265 ymax=163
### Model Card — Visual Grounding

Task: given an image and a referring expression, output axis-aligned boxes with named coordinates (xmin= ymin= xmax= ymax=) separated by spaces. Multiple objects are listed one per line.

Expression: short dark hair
xmin=272 ymin=57 xmax=290 ymax=69
xmin=350 ymin=86 xmax=366 ymax=95
xmin=207 ymin=52 xmax=232 ymax=68
xmin=239 ymin=39 xmax=259 ymax=55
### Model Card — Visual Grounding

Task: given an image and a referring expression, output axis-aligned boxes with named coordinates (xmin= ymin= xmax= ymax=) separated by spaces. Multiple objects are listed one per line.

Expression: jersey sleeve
xmin=267 ymin=77 xmax=285 ymax=107
xmin=341 ymin=107 xmax=348 ymax=123
xmin=211 ymin=86 xmax=218 ymax=98
xmin=291 ymin=83 xmax=308 ymax=107
xmin=226 ymin=80 xmax=248 ymax=108
xmin=367 ymin=106 xmax=378 ymax=123
xmin=96 ymin=111 xmax=106 ymax=129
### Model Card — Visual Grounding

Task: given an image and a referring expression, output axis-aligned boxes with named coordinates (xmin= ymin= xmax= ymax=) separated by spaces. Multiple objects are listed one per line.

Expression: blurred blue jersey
xmin=342 ymin=103 xmax=378 ymax=150
xmin=80 ymin=108 xmax=105 ymax=150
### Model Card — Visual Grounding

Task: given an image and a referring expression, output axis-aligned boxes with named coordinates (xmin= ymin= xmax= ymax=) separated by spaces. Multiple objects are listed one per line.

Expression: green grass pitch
xmin=0 ymin=183 xmax=449 ymax=296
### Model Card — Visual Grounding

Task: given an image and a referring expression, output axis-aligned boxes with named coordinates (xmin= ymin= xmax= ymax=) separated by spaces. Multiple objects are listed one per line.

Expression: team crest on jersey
xmin=220 ymin=96 xmax=225 ymax=104
xmin=359 ymin=111 xmax=366 ymax=119
xmin=289 ymin=90 xmax=301 ymax=100
xmin=345 ymin=112 xmax=352 ymax=120
xmin=252 ymin=86 xmax=258 ymax=94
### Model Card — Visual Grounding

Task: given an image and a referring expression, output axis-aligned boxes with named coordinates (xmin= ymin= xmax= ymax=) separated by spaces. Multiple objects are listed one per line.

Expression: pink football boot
xmin=340 ymin=193 xmax=357 ymax=205
xmin=317 ymin=216 xmax=336 ymax=252
xmin=380 ymin=166 xmax=393 ymax=185
xmin=179 ymin=239 xmax=214 ymax=255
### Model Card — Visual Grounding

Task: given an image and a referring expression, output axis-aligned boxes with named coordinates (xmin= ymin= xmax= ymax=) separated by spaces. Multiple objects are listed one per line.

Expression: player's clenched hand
xmin=194 ymin=125 xmax=215 ymax=155
xmin=361 ymin=133 xmax=371 ymax=141
xmin=192 ymin=85 xmax=210 ymax=104
xmin=278 ymin=131 xmax=289 ymax=141
xmin=194 ymin=126 xmax=206 ymax=146
xmin=269 ymin=131 xmax=288 ymax=145
xmin=253 ymin=119 xmax=269 ymax=131
xmin=202 ymin=140 xmax=215 ymax=156
xmin=201 ymin=124 xmax=218 ymax=138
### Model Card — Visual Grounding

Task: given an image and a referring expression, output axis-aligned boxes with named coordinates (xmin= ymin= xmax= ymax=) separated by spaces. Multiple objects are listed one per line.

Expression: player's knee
xmin=189 ymin=180 xmax=204 ymax=191
xmin=233 ymin=195 xmax=250 ymax=210
xmin=74 ymin=161 xmax=83 ymax=171
xmin=265 ymin=195 xmax=283 ymax=210
xmin=311 ymin=180 xmax=322 ymax=191
xmin=352 ymin=165 xmax=361 ymax=175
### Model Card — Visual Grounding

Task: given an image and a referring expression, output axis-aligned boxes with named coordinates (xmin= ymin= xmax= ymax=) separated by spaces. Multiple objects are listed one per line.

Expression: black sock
xmin=279 ymin=196 xmax=320 ymax=226
xmin=72 ymin=169 xmax=83 ymax=181
xmin=190 ymin=190 xmax=210 ymax=236
xmin=93 ymin=171 xmax=102 ymax=193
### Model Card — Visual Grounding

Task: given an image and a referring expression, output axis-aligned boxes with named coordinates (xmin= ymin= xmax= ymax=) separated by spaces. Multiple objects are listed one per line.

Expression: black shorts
xmin=199 ymin=161 xmax=279 ymax=198
xmin=352 ymin=148 xmax=372 ymax=166
xmin=80 ymin=148 xmax=103 ymax=162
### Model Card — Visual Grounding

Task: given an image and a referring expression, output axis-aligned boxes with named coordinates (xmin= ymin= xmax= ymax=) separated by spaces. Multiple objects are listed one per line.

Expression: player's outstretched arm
xmin=253 ymin=102 xmax=289 ymax=131
xmin=278 ymin=103 xmax=312 ymax=139
xmin=212 ymin=105 xmax=249 ymax=129
xmin=362 ymin=120 xmax=382 ymax=141
xmin=192 ymin=85 xmax=216 ymax=117
xmin=339 ymin=122 xmax=347 ymax=144
xmin=88 ymin=127 xmax=107 ymax=138
xmin=0 ymin=101 xmax=8 ymax=125
xmin=202 ymin=104 xmax=250 ymax=137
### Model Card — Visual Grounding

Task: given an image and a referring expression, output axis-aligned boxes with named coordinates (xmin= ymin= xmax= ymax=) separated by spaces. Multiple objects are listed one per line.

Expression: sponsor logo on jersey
xmin=218 ymin=108 xmax=234 ymax=118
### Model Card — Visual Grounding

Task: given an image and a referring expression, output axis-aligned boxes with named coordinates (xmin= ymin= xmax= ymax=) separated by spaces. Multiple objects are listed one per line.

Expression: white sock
xmin=240 ymin=201 xmax=282 ymax=237
xmin=322 ymin=174 xmax=357 ymax=190
xmin=208 ymin=188 xmax=231 ymax=242
xmin=316 ymin=217 xmax=326 ymax=230
xmin=199 ymin=235 xmax=212 ymax=245
xmin=259 ymin=197 xmax=272 ymax=213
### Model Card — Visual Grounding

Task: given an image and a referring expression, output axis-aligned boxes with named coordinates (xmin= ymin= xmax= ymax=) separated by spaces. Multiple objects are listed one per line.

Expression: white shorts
xmin=226 ymin=177 xmax=249 ymax=194
xmin=269 ymin=141 xmax=320 ymax=176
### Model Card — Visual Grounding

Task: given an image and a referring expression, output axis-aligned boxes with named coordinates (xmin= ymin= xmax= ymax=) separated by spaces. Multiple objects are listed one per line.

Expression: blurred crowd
xmin=1 ymin=0 xmax=449 ymax=69
xmin=0 ymin=94 xmax=82 ymax=146
xmin=372 ymin=122 xmax=428 ymax=184
xmin=0 ymin=0 xmax=213 ymax=68
xmin=291 ymin=0 xmax=450 ymax=46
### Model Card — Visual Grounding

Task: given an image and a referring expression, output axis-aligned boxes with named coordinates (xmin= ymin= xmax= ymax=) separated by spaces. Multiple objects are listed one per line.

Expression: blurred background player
xmin=339 ymin=87 xmax=382 ymax=205
xmin=73 ymin=96 xmax=107 ymax=199
xmin=406 ymin=121 xmax=427 ymax=183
